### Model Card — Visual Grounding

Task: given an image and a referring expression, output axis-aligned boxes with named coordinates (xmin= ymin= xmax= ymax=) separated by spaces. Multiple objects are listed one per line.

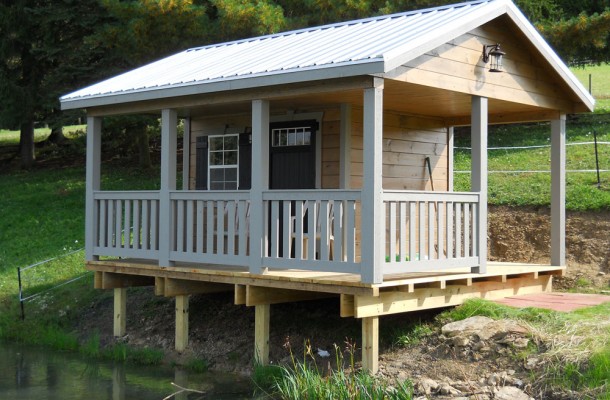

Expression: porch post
xmin=182 ymin=117 xmax=191 ymax=191
xmin=471 ymin=96 xmax=488 ymax=274
xmin=160 ymin=109 xmax=178 ymax=267
xmin=361 ymin=78 xmax=384 ymax=284
xmin=250 ymin=100 xmax=270 ymax=274
xmin=340 ymin=103 xmax=352 ymax=189
xmin=551 ymin=114 xmax=566 ymax=266
xmin=85 ymin=116 xmax=102 ymax=261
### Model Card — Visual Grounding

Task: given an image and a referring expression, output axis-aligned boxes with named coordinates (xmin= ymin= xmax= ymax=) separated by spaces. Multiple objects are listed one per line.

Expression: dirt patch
xmin=72 ymin=206 xmax=610 ymax=397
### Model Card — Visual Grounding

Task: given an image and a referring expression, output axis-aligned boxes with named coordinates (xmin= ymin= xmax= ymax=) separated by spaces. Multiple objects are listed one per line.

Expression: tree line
xmin=1 ymin=0 xmax=608 ymax=169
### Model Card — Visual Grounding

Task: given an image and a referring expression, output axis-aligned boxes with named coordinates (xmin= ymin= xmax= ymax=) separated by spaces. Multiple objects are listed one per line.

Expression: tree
xmin=0 ymin=0 xmax=109 ymax=168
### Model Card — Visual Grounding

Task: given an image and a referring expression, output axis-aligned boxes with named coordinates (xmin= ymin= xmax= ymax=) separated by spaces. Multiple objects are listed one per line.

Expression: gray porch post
xmin=85 ymin=116 xmax=102 ymax=261
xmin=361 ymin=78 xmax=384 ymax=284
xmin=182 ymin=117 xmax=191 ymax=191
xmin=340 ymin=103 xmax=352 ymax=189
xmin=160 ymin=108 xmax=178 ymax=267
xmin=551 ymin=114 xmax=566 ymax=266
xmin=471 ymin=96 xmax=488 ymax=274
xmin=250 ymin=99 xmax=270 ymax=274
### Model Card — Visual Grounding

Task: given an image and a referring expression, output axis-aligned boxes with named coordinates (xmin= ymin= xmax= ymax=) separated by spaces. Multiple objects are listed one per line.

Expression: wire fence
xmin=17 ymin=248 xmax=91 ymax=320
xmin=453 ymin=140 xmax=609 ymax=182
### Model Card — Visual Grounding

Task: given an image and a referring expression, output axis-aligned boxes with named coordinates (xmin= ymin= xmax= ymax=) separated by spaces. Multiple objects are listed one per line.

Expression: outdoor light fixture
xmin=482 ymin=43 xmax=506 ymax=73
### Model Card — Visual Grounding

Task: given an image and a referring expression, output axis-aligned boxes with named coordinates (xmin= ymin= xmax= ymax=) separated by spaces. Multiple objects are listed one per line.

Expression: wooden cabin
xmin=60 ymin=0 xmax=594 ymax=372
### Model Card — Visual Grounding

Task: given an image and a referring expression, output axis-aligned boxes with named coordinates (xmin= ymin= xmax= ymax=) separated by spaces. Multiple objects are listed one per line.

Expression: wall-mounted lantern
xmin=482 ymin=44 xmax=506 ymax=73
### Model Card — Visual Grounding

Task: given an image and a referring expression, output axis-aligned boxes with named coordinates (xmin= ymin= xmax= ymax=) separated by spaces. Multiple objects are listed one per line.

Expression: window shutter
xmin=195 ymin=136 xmax=208 ymax=190
xmin=238 ymin=132 xmax=251 ymax=190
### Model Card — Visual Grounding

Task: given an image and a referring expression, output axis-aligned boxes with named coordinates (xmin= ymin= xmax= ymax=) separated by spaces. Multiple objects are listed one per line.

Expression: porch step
xmin=494 ymin=292 xmax=610 ymax=312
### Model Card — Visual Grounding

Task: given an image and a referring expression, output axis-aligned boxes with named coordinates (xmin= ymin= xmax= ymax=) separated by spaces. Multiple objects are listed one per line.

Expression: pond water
xmin=0 ymin=343 xmax=255 ymax=399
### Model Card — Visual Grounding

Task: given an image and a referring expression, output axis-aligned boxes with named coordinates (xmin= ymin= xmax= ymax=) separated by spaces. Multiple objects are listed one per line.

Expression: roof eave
xmin=60 ymin=61 xmax=386 ymax=111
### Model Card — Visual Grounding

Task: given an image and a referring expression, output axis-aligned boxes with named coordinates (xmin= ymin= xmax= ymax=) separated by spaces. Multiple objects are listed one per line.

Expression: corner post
xmin=160 ymin=109 xmax=178 ymax=267
xmin=250 ymin=100 xmax=270 ymax=274
xmin=551 ymin=114 xmax=566 ymax=266
xmin=471 ymin=96 xmax=488 ymax=273
xmin=254 ymin=304 xmax=270 ymax=365
xmin=361 ymin=78 xmax=384 ymax=284
xmin=113 ymin=287 xmax=127 ymax=337
xmin=85 ymin=116 xmax=102 ymax=261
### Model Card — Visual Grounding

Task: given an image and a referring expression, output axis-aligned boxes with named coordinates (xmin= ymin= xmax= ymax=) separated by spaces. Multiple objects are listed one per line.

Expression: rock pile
xmin=411 ymin=316 xmax=536 ymax=399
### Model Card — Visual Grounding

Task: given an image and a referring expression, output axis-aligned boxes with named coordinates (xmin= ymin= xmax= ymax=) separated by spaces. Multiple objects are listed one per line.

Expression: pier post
xmin=113 ymin=288 xmax=127 ymax=337
xmin=254 ymin=304 xmax=270 ymax=365
xmin=175 ymin=295 xmax=190 ymax=352
xmin=361 ymin=316 xmax=379 ymax=373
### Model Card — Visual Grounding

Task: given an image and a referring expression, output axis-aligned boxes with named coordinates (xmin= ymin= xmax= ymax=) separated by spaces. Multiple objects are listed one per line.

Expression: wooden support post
xmin=254 ymin=304 xmax=270 ymax=365
xmin=471 ymin=96 xmax=488 ymax=274
xmin=362 ymin=316 xmax=379 ymax=373
xmin=361 ymin=78 xmax=384 ymax=284
xmin=175 ymin=295 xmax=189 ymax=352
xmin=250 ymin=100 xmax=270 ymax=275
xmin=447 ymin=126 xmax=454 ymax=192
xmin=85 ymin=116 xmax=102 ymax=262
xmin=160 ymin=108 xmax=178 ymax=267
xmin=113 ymin=287 xmax=127 ymax=337
xmin=551 ymin=115 xmax=566 ymax=266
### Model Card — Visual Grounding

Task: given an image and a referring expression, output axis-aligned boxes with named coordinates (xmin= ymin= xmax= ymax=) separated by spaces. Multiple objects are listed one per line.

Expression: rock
xmin=495 ymin=386 xmax=532 ymax=400
xmin=438 ymin=383 xmax=461 ymax=396
xmin=441 ymin=316 xmax=494 ymax=337
xmin=416 ymin=378 xmax=439 ymax=395
xmin=452 ymin=336 xmax=471 ymax=347
xmin=525 ymin=357 xmax=539 ymax=370
xmin=512 ymin=337 xmax=530 ymax=348
xmin=487 ymin=373 xmax=501 ymax=386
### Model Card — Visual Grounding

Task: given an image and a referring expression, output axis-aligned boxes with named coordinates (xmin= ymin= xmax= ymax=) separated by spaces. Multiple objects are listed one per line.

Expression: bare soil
xmin=74 ymin=206 xmax=610 ymax=397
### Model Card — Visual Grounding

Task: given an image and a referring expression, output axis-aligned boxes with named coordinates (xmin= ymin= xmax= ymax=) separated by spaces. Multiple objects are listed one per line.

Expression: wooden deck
xmin=87 ymin=259 xmax=564 ymax=372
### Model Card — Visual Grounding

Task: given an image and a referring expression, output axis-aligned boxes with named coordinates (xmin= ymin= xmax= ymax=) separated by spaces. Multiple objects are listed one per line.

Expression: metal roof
xmin=60 ymin=0 xmax=594 ymax=112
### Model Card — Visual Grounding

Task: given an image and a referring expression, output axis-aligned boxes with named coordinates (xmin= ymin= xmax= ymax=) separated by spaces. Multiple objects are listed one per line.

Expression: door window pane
xmin=208 ymin=134 xmax=239 ymax=190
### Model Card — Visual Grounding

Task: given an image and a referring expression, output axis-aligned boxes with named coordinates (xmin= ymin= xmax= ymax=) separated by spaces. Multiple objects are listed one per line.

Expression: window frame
xmin=207 ymin=133 xmax=239 ymax=191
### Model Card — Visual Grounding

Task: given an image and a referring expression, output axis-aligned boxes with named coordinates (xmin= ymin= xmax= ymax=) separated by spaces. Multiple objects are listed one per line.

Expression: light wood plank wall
xmin=390 ymin=19 xmax=577 ymax=112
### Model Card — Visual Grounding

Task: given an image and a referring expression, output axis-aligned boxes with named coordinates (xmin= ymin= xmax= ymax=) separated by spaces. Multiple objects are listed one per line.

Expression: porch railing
xmin=262 ymin=190 xmax=361 ymax=273
xmin=170 ymin=191 xmax=251 ymax=266
xmin=91 ymin=189 xmax=482 ymax=277
xmin=382 ymin=191 xmax=481 ymax=273
xmin=93 ymin=191 xmax=160 ymax=259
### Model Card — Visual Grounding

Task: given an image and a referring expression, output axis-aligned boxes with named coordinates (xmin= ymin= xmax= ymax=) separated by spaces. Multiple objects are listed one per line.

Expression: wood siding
xmin=386 ymin=18 xmax=579 ymax=113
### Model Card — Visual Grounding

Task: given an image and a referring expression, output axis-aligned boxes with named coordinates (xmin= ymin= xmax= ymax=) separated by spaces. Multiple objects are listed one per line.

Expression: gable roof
xmin=60 ymin=0 xmax=594 ymax=112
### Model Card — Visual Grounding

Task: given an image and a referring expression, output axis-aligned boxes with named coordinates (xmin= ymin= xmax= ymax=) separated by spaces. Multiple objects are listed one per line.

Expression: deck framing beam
xmin=351 ymin=274 xmax=552 ymax=318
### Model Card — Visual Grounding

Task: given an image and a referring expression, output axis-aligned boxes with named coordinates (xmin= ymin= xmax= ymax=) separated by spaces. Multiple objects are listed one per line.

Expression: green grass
xmin=454 ymin=113 xmax=610 ymax=210
xmin=0 ymin=125 xmax=86 ymax=146
xmin=255 ymin=342 xmax=414 ymax=400
xmin=571 ymin=64 xmax=610 ymax=113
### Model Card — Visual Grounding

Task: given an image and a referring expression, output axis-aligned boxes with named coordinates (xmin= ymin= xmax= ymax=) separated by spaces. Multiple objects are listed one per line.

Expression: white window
xmin=208 ymin=134 xmax=238 ymax=190
xmin=272 ymin=126 xmax=312 ymax=147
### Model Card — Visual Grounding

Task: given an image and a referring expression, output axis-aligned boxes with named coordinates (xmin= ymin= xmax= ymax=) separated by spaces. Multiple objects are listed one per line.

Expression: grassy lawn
xmin=0 ymin=125 xmax=86 ymax=146
xmin=454 ymin=113 xmax=610 ymax=211
xmin=570 ymin=63 xmax=610 ymax=113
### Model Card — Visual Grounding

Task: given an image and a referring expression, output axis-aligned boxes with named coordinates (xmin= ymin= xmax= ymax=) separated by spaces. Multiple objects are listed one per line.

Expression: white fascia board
xmin=60 ymin=60 xmax=385 ymax=111
xmin=504 ymin=3 xmax=595 ymax=111
xmin=382 ymin=1 xmax=508 ymax=73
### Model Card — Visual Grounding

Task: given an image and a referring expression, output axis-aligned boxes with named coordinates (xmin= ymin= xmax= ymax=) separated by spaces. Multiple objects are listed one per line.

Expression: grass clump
xmin=256 ymin=339 xmax=413 ymax=400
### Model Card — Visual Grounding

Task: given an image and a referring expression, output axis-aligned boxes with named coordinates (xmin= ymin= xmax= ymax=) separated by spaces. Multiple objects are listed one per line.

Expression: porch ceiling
xmin=179 ymin=78 xmax=554 ymax=125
